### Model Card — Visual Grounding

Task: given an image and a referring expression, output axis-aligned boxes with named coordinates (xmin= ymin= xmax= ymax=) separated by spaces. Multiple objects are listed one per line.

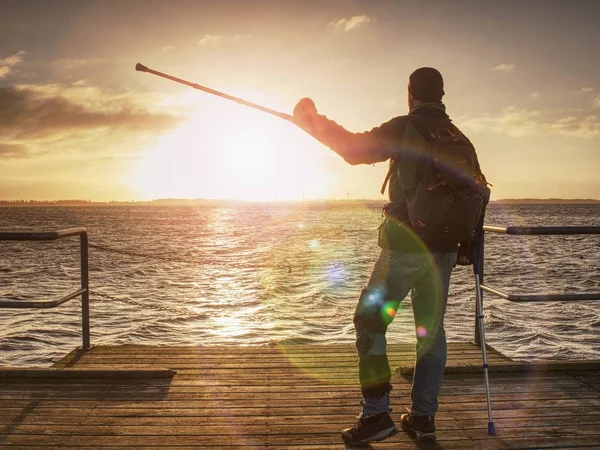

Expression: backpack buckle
xmin=431 ymin=127 xmax=458 ymax=139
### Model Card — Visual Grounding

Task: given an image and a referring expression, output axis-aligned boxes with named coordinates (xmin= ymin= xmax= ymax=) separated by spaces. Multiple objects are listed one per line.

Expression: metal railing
xmin=474 ymin=225 xmax=600 ymax=345
xmin=0 ymin=228 xmax=90 ymax=350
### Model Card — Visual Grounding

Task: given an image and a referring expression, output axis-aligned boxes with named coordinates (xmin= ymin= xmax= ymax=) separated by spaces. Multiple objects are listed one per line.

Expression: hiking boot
xmin=341 ymin=411 xmax=398 ymax=446
xmin=400 ymin=413 xmax=436 ymax=441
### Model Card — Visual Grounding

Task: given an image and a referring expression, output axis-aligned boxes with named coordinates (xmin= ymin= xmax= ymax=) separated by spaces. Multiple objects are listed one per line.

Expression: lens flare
xmin=380 ymin=300 xmax=399 ymax=325
xmin=309 ymin=239 xmax=319 ymax=249
xmin=366 ymin=290 xmax=384 ymax=306
xmin=325 ymin=262 xmax=347 ymax=284
xmin=416 ymin=325 xmax=428 ymax=338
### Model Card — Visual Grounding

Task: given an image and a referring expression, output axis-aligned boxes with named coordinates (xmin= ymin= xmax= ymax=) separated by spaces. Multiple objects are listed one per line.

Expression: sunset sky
xmin=1 ymin=0 xmax=599 ymax=201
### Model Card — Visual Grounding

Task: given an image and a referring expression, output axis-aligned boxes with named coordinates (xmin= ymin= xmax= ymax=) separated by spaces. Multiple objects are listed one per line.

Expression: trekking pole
xmin=135 ymin=63 xmax=294 ymax=122
xmin=473 ymin=212 xmax=496 ymax=436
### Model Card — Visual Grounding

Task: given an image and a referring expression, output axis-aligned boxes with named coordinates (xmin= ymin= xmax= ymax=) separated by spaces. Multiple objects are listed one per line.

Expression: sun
xmin=130 ymin=91 xmax=333 ymax=201
xmin=218 ymin=121 xmax=282 ymax=196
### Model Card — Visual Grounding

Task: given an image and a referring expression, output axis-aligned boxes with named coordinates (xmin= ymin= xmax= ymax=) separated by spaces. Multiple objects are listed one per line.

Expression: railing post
xmin=474 ymin=230 xmax=484 ymax=346
xmin=80 ymin=231 xmax=90 ymax=350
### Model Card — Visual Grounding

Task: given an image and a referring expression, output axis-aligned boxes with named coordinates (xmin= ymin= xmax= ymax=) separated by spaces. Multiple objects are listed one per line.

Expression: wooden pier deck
xmin=1 ymin=342 xmax=600 ymax=449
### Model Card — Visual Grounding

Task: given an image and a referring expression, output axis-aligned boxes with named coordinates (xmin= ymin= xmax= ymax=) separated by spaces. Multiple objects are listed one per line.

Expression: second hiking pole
xmin=473 ymin=213 xmax=496 ymax=435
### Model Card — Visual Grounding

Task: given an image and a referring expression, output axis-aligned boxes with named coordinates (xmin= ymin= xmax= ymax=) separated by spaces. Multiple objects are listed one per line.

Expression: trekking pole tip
xmin=135 ymin=63 xmax=148 ymax=72
xmin=487 ymin=421 xmax=496 ymax=435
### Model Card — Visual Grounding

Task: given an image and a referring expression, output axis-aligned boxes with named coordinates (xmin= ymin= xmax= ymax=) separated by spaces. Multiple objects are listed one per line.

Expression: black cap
xmin=408 ymin=67 xmax=444 ymax=102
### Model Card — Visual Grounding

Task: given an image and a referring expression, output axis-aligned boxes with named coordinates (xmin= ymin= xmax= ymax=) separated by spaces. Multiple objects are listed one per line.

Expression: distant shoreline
xmin=0 ymin=199 xmax=384 ymax=207
xmin=493 ymin=199 xmax=600 ymax=204
xmin=1 ymin=198 xmax=599 ymax=206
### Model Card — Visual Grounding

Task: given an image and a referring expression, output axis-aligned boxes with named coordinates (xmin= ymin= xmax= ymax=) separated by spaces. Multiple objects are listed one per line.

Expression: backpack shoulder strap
xmin=380 ymin=160 xmax=394 ymax=195
xmin=380 ymin=118 xmax=432 ymax=195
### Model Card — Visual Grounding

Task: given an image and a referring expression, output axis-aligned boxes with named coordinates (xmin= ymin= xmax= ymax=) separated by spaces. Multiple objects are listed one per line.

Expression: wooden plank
xmin=0 ymin=368 xmax=174 ymax=380
xmin=0 ymin=375 xmax=589 ymax=391
xmin=1 ymin=384 xmax=591 ymax=401
xmin=62 ymin=343 xmax=492 ymax=353
xmin=57 ymin=346 xmax=498 ymax=357
xmin=399 ymin=360 xmax=600 ymax=375
xmin=3 ymin=440 xmax=600 ymax=450
xmin=39 ymin=366 xmax=560 ymax=377
xmin=0 ymin=384 xmax=597 ymax=403
xmin=52 ymin=354 xmax=508 ymax=365
xmin=6 ymin=413 xmax=600 ymax=435
xmin=0 ymin=408 xmax=598 ymax=431
xmin=75 ymin=342 xmax=492 ymax=350
xmin=0 ymin=376 xmax=587 ymax=390
xmin=1 ymin=398 xmax=599 ymax=416
xmin=2 ymin=426 xmax=600 ymax=445
xmin=2 ymin=443 xmax=600 ymax=450
xmin=1 ymin=395 xmax=598 ymax=411
xmin=2 ymin=411 xmax=600 ymax=427
xmin=0 ymin=379 xmax=589 ymax=392
xmin=58 ymin=347 xmax=498 ymax=356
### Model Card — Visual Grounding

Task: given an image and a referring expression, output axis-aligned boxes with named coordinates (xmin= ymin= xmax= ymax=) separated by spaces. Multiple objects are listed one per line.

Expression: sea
xmin=1 ymin=202 xmax=599 ymax=367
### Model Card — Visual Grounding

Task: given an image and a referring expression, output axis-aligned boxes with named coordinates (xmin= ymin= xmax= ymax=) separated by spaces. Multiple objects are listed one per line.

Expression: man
xmin=293 ymin=67 xmax=484 ymax=445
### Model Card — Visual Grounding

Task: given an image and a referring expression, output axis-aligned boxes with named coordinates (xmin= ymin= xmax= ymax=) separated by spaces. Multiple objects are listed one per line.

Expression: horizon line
xmin=1 ymin=197 xmax=600 ymax=204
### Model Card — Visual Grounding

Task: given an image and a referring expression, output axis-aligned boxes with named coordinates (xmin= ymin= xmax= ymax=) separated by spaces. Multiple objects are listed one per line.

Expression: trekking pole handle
xmin=135 ymin=63 xmax=294 ymax=122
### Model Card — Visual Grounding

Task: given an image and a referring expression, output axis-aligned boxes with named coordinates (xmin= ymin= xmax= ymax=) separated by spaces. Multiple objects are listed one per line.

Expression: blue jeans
xmin=354 ymin=249 xmax=457 ymax=417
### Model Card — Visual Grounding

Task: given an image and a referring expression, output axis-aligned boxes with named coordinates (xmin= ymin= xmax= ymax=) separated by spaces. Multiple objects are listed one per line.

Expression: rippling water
xmin=1 ymin=202 xmax=599 ymax=367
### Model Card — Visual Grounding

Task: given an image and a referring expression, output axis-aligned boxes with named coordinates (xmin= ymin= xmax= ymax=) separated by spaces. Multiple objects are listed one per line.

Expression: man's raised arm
xmin=293 ymin=98 xmax=407 ymax=166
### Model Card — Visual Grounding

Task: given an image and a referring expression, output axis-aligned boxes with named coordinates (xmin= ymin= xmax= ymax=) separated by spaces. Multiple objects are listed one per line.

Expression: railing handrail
xmin=480 ymin=285 xmax=600 ymax=303
xmin=0 ymin=227 xmax=88 ymax=241
xmin=0 ymin=228 xmax=90 ymax=350
xmin=475 ymin=223 xmax=600 ymax=344
xmin=483 ymin=225 xmax=600 ymax=235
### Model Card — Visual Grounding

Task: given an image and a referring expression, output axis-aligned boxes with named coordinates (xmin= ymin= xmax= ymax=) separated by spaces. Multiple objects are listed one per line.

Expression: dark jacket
xmin=297 ymin=103 xmax=466 ymax=253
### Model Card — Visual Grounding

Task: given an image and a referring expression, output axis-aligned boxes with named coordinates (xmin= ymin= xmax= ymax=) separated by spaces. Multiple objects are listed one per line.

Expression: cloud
xmin=329 ymin=15 xmax=372 ymax=32
xmin=459 ymin=106 xmax=599 ymax=139
xmin=1 ymin=84 xmax=181 ymax=136
xmin=493 ymin=63 xmax=515 ymax=72
xmin=51 ymin=58 xmax=107 ymax=70
xmin=0 ymin=50 xmax=26 ymax=79
xmin=529 ymin=92 xmax=540 ymax=99
xmin=594 ymin=96 xmax=600 ymax=109
xmin=547 ymin=114 xmax=599 ymax=138
xmin=197 ymin=34 xmax=223 ymax=46
xmin=0 ymin=143 xmax=26 ymax=158
xmin=197 ymin=34 xmax=251 ymax=46
xmin=0 ymin=50 xmax=26 ymax=66
xmin=0 ymin=83 xmax=183 ymax=158
xmin=580 ymin=87 xmax=594 ymax=93
xmin=161 ymin=45 xmax=175 ymax=52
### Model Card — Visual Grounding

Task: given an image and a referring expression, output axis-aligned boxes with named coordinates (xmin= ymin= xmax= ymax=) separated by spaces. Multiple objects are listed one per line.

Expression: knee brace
xmin=356 ymin=332 xmax=374 ymax=360
xmin=353 ymin=288 xmax=387 ymax=333
xmin=356 ymin=331 xmax=387 ymax=359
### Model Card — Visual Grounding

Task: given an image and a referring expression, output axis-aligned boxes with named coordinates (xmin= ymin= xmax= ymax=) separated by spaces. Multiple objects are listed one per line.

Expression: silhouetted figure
xmin=293 ymin=67 xmax=488 ymax=445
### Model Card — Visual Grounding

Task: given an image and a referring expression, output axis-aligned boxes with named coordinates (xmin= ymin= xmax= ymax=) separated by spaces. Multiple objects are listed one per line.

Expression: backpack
xmin=383 ymin=118 xmax=490 ymax=243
